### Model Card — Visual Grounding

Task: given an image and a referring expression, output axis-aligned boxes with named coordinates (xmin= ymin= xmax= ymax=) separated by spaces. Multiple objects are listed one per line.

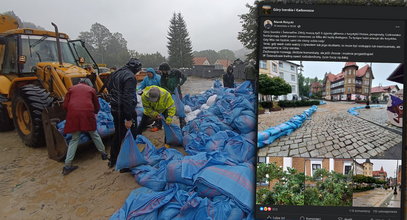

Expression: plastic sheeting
xmin=56 ymin=98 xmax=115 ymax=144
xmin=162 ymin=120 xmax=183 ymax=146
xmin=347 ymin=105 xmax=384 ymax=116
xmin=112 ymin=80 xmax=256 ymax=220
xmin=173 ymin=87 xmax=186 ymax=118
xmin=319 ymin=100 xmax=327 ymax=105
xmin=258 ymin=105 xmax=318 ymax=148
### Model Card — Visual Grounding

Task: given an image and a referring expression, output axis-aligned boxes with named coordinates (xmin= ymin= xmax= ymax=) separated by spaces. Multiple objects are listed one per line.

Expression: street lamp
xmin=394 ymin=160 xmax=398 ymax=195
xmin=365 ymin=62 xmax=372 ymax=109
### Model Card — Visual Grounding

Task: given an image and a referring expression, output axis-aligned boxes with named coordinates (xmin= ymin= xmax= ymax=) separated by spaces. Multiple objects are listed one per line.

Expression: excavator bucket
xmin=42 ymin=105 xmax=68 ymax=161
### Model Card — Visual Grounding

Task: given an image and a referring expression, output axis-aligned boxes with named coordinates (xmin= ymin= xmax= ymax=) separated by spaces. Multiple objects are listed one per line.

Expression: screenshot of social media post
xmin=256 ymin=3 xmax=406 ymax=220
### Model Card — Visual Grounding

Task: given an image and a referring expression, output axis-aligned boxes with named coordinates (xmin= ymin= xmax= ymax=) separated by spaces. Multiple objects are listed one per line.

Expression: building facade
xmin=362 ymin=159 xmax=373 ymax=177
xmin=322 ymin=62 xmax=374 ymax=101
xmin=371 ymin=85 xmax=400 ymax=102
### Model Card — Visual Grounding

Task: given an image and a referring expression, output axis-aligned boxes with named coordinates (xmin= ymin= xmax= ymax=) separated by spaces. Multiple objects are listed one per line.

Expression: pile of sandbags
xmin=111 ymin=81 xmax=255 ymax=220
xmin=258 ymin=105 xmax=318 ymax=148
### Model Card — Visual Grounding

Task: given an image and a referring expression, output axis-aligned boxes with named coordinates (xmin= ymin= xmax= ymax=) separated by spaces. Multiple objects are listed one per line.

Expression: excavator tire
xmin=12 ymin=84 xmax=54 ymax=147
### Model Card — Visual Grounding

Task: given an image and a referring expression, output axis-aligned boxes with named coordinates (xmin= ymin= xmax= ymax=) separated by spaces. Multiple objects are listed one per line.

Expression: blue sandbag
xmin=110 ymin=186 xmax=177 ymax=220
xmin=162 ymin=120 xmax=183 ymax=146
xmin=116 ymin=130 xmax=147 ymax=171
xmin=194 ymin=163 xmax=254 ymax=215
xmin=166 ymin=160 xmax=194 ymax=185
xmin=232 ymin=110 xmax=256 ymax=134
xmin=347 ymin=104 xmax=384 ymax=116
xmin=172 ymin=87 xmax=186 ymax=118
xmin=258 ymin=105 xmax=318 ymax=148
xmin=135 ymin=135 xmax=161 ymax=166
xmin=132 ymin=160 xmax=168 ymax=191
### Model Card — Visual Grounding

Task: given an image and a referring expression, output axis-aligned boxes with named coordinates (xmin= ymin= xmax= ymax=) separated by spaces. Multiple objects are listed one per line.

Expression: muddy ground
xmin=0 ymin=76 xmax=215 ymax=220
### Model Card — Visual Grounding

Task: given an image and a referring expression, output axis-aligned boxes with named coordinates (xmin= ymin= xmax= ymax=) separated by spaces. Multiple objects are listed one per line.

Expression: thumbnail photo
xmin=352 ymin=159 xmax=402 ymax=208
xmin=257 ymin=157 xmax=305 ymax=206
xmin=304 ymin=158 xmax=353 ymax=207
xmin=257 ymin=61 xmax=403 ymax=160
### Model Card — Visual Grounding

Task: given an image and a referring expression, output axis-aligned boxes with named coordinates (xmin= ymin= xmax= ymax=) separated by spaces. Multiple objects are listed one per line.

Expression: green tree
xmin=131 ymin=51 xmax=166 ymax=68
xmin=259 ymin=74 xmax=292 ymax=98
xmin=304 ymin=169 xmax=353 ymax=206
xmin=167 ymin=13 xmax=194 ymax=68
xmin=217 ymin=49 xmax=236 ymax=61
xmin=237 ymin=1 xmax=259 ymax=61
xmin=78 ymin=23 xmax=130 ymax=67
xmin=256 ymin=162 xmax=305 ymax=205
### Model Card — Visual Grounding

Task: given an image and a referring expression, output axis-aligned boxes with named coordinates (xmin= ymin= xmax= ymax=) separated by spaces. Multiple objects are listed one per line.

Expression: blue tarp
xmin=258 ymin=105 xmax=318 ymax=148
xmin=347 ymin=104 xmax=385 ymax=116
xmin=112 ymin=80 xmax=255 ymax=219
xmin=319 ymin=100 xmax=326 ymax=105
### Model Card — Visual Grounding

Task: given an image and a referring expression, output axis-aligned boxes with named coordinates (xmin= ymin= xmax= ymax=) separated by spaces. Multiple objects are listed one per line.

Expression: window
xmin=279 ymin=62 xmax=283 ymax=68
xmin=291 ymin=74 xmax=295 ymax=81
xmin=279 ymin=72 xmax=284 ymax=79
xmin=291 ymin=85 xmax=296 ymax=93
xmin=348 ymin=88 xmax=351 ymax=93
xmin=344 ymin=166 xmax=352 ymax=174
xmin=260 ymin=60 xmax=267 ymax=69
xmin=290 ymin=65 xmax=294 ymax=71
xmin=2 ymin=36 xmax=18 ymax=74
xmin=312 ymin=164 xmax=321 ymax=176
xmin=258 ymin=157 xmax=266 ymax=163
xmin=272 ymin=63 xmax=277 ymax=72
xmin=366 ymin=72 xmax=370 ymax=78
xmin=348 ymin=79 xmax=351 ymax=83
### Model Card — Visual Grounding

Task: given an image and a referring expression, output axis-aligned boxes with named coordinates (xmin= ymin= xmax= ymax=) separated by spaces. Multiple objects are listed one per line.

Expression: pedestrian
xmin=244 ymin=59 xmax=257 ymax=91
xmin=62 ymin=78 xmax=108 ymax=176
xmin=135 ymin=86 xmax=176 ymax=142
xmin=158 ymin=62 xmax=187 ymax=128
xmin=223 ymin=64 xmax=235 ymax=88
xmin=106 ymin=58 xmax=141 ymax=169
xmin=137 ymin=67 xmax=161 ymax=90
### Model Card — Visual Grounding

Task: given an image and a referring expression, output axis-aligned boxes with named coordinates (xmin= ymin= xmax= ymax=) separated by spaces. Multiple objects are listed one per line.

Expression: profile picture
xmin=262 ymin=5 xmax=272 ymax=14
xmin=264 ymin=20 xmax=273 ymax=30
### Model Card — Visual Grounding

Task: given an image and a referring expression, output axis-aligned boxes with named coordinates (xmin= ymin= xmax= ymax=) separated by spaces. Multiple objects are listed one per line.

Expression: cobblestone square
xmin=258 ymin=102 xmax=402 ymax=159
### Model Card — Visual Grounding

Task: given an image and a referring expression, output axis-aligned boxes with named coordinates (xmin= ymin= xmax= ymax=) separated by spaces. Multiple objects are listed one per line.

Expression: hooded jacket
xmin=160 ymin=69 xmax=187 ymax=94
xmin=223 ymin=65 xmax=235 ymax=88
xmin=137 ymin=68 xmax=161 ymax=90
xmin=141 ymin=86 xmax=176 ymax=122
xmin=107 ymin=63 xmax=138 ymax=120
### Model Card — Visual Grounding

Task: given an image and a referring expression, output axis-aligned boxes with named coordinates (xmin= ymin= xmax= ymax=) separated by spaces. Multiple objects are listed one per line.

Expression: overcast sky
xmin=291 ymin=61 xmax=403 ymax=88
xmin=356 ymin=159 xmax=402 ymax=178
xmin=2 ymin=0 xmax=254 ymax=56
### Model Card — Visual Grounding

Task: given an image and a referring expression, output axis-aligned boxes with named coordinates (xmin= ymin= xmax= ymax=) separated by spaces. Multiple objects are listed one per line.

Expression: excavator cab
xmin=0 ymin=15 xmax=110 ymax=161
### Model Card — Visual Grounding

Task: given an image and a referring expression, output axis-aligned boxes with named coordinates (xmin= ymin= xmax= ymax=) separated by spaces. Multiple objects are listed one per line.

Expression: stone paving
xmin=258 ymin=102 xmax=402 ymax=159
xmin=352 ymin=188 xmax=395 ymax=207
xmin=358 ymin=106 xmax=402 ymax=133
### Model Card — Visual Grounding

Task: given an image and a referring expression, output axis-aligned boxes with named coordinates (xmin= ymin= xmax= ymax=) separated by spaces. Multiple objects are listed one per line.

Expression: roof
xmin=372 ymin=166 xmax=387 ymax=176
xmin=324 ymin=63 xmax=372 ymax=83
xmin=193 ymin=57 xmax=209 ymax=65
xmin=371 ymin=85 xmax=399 ymax=93
xmin=214 ymin=59 xmax=232 ymax=68
xmin=2 ymin=28 xmax=69 ymax=39
xmin=310 ymin=82 xmax=322 ymax=87
xmin=387 ymin=64 xmax=404 ymax=83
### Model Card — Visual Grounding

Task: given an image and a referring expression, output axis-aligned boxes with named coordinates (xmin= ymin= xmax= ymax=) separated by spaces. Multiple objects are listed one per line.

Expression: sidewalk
xmin=381 ymin=189 xmax=401 ymax=208
xmin=352 ymin=188 xmax=393 ymax=207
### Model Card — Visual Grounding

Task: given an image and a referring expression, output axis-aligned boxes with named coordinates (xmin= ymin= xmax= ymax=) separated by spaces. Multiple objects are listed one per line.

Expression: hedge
xmin=278 ymin=100 xmax=320 ymax=108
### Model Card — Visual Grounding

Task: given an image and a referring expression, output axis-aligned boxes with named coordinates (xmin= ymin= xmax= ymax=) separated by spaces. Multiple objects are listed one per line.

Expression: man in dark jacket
xmin=244 ymin=59 xmax=257 ymax=91
xmin=158 ymin=62 xmax=187 ymax=128
xmin=62 ymin=78 xmax=108 ymax=175
xmin=223 ymin=64 xmax=235 ymax=88
xmin=107 ymin=58 xmax=142 ymax=168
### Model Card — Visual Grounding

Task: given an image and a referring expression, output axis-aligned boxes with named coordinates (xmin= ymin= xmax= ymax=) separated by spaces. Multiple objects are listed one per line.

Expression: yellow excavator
xmin=0 ymin=15 xmax=109 ymax=160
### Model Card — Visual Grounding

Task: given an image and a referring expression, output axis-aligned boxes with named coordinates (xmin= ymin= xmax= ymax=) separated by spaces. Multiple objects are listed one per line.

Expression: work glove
xmin=165 ymin=117 xmax=172 ymax=125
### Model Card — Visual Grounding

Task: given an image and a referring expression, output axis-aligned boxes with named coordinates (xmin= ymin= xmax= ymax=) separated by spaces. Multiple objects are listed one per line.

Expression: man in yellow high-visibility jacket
xmin=135 ymin=86 xmax=176 ymax=137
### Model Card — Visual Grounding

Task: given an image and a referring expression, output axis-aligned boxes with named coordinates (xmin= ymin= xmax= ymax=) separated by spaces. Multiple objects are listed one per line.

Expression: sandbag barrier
xmin=257 ymin=105 xmax=318 ymax=148
xmin=319 ymin=100 xmax=326 ymax=105
xmin=347 ymin=104 xmax=385 ymax=116
xmin=111 ymin=80 xmax=255 ymax=220
xmin=56 ymin=98 xmax=115 ymax=144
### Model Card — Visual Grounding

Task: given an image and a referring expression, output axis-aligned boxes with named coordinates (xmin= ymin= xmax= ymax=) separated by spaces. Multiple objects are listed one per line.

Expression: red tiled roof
xmin=372 ymin=166 xmax=387 ymax=176
xmin=356 ymin=64 xmax=370 ymax=77
xmin=215 ymin=59 xmax=232 ymax=68
xmin=311 ymin=82 xmax=322 ymax=88
xmin=193 ymin=57 xmax=209 ymax=65
xmin=371 ymin=85 xmax=399 ymax=93
xmin=344 ymin=62 xmax=357 ymax=67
